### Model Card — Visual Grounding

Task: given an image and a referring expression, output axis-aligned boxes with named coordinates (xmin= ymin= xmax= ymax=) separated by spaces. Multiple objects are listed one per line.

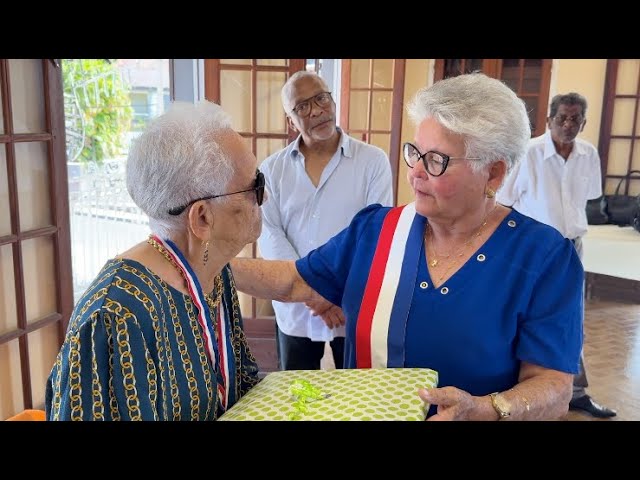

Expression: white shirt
xmin=258 ymin=128 xmax=393 ymax=341
xmin=497 ymin=131 xmax=602 ymax=240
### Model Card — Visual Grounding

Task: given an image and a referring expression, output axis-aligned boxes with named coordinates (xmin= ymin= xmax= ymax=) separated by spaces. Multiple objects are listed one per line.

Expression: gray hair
xmin=281 ymin=70 xmax=329 ymax=114
xmin=549 ymin=92 xmax=588 ymax=118
xmin=407 ymin=73 xmax=531 ymax=173
xmin=126 ymin=100 xmax=235 ymax=237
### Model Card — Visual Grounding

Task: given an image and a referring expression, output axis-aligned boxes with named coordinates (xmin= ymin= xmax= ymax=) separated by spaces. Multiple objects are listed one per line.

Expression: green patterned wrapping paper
xmin=219 ymin=368 xmax=438 ymax=421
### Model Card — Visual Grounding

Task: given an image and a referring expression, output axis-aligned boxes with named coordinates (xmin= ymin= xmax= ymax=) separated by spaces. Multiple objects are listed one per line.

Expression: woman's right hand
xmin=418 ymin=386 xmax=495 ymax=421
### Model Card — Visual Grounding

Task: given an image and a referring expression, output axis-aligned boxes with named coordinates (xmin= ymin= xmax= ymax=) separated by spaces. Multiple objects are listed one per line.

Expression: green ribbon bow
xmin=288 ymin=379 xmax=327 ymax=420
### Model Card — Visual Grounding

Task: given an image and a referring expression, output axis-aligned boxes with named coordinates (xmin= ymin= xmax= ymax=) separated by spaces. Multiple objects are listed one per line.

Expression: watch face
xmin=495 ymin=394 xmax=511 ymax=417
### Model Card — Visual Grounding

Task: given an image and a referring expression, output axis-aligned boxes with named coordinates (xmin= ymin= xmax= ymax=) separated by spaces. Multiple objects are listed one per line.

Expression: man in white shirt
xmin=258 ymin=71 xmax=393 ymax=370
xmin=497 ymin=92 xmax=616 ymax=418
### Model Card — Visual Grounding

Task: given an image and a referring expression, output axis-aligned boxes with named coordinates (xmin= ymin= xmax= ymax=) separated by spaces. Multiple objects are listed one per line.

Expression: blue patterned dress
xmin=45 ymin=259 xmax=259 ymax=421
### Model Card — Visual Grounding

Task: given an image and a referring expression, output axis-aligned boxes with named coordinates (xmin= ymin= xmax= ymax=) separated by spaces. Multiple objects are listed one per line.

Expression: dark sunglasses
xmin=168 ymin=169 xmax=265 ymax=216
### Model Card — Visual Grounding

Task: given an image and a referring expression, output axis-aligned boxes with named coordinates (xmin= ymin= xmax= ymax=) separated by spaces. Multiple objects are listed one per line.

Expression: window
xmin=598 ymin=59 xmax=640 ymax=196
xmin=0 ymin=59 xmax=72 ymax=418
xmin=434 ymin=59 xmax=552 ymax=137
xmin=339 ymin=59 xmax=404 ymax=204
xmin=204 ymin=59 xmax=305 ymax=373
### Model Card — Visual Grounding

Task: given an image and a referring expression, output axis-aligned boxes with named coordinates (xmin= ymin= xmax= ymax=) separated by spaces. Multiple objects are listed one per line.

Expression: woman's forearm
xmin=486 ymin=362 xmax=573 ymax=421
xmin=230 ymin=257 xmax=314 ymax=303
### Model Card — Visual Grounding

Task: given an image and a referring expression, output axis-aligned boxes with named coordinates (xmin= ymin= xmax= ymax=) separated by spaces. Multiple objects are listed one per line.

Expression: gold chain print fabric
xmin=45 ymin=259 xmax=260 ymax=421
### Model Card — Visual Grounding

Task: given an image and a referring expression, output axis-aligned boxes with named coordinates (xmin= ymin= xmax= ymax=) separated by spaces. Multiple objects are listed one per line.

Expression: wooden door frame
xmin=434 ymin=59 xmax=552 ymax=138
xmin=598 ymin=59 xmax=618 ymax=185
xmin=203 ymin=59 xmax=304 ymax=323
xmin=339 ymin=59 xmax=405 ymax=205
xmin=204 ymin=59 xmax=305 ymax=160
xmin=202 ymin=60 xmax=306 ymax=373
xmin=598 ymin=58 xmax=640 ymax=195
xmin=0 ymin=59 xmax=73 ymax=410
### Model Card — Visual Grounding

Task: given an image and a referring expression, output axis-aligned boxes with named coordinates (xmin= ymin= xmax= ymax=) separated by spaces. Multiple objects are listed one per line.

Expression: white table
xmin=582 ymin=225 xmax=640 ymax=282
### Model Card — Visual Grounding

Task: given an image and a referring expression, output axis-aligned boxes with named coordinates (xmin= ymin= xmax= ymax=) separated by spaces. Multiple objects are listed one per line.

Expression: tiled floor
xmin=564 ymin=300 xmax=640 ymax=421
xmin=321 ymin=299 xmax=640 ymax=421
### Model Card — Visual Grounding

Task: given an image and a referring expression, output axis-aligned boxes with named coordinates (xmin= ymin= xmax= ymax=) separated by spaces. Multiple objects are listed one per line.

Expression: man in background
xmin=497 ymin=92 xmax=616 ymax=418
xmin=258 ymin=71 xmax=393 ymax=370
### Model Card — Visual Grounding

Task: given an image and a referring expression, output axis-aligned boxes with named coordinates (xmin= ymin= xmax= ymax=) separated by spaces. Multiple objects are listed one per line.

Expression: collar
xmin=543 ymin=130 xmax=588 ymax=160
xmin=291 ymin=127 xmax=352 ymax=160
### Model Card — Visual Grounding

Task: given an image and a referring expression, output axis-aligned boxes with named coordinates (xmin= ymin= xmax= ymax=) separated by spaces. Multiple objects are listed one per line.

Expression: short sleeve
xmin=516 ymin=239 xmax=584 ymax=374
xmin=295 ymin=204 xmax=385 ymax=306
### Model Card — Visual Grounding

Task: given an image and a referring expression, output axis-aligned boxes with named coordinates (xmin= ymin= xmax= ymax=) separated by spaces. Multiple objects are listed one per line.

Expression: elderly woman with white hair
xmin=46 ymin=100 xmax=265 ymax=420
xmin=231 ymin=73 xmax=583 ymax=421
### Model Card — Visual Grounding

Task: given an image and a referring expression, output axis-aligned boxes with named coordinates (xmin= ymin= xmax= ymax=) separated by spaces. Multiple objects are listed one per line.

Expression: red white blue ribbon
xmin=150 ymin=234 xmax=229 ymax=411
xmin=355 ymin=203 xmax=425 ymax=368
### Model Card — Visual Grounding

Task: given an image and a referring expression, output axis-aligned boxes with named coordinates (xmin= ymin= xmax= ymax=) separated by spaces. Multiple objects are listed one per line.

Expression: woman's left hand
xmin=318 ymin=305 xmax=346 ymax=328
xmin=418 ymin=386 xmax=480 ymax=421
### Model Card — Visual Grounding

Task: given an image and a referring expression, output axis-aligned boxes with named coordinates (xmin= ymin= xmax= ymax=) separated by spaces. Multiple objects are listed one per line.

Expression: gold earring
xmin=485 ymin=187 xmax=496 ymax=199
xmin=203 ymin=241 xmax=209 ymax=266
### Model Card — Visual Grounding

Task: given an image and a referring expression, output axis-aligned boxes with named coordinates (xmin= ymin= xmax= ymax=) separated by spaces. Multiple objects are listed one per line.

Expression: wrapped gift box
xmin=219 ymin=368 xmax=438 ymax=421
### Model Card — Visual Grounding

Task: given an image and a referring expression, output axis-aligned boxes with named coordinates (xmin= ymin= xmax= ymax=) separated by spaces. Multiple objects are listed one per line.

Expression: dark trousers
xmin=571 ymin=236 xmax=589 ymax=399
xmin=275 ymin=323 xmax=345 ymax=370
xmin=574 ymin=355 xmax=589 ymax=398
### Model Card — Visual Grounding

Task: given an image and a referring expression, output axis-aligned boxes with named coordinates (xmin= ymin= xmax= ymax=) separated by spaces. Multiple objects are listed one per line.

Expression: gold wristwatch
xmin=489 ymin=392 xmax=511 ymax=420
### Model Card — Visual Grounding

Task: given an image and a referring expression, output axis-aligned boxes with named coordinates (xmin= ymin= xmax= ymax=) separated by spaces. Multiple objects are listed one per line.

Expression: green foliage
xmin=63 ymin=59 xmax=133 ymax=164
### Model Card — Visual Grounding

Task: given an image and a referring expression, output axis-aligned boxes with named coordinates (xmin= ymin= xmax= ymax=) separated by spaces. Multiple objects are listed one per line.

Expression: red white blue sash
xmin=355 ymin=203 xmax=425 ymax=368
xmin=150 ymin=234 xmax=230 ymax=411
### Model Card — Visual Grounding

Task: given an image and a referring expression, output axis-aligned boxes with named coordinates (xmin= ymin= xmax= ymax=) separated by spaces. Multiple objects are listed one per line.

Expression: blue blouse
xmin=296 ymin=205 xmax=583 ymax=397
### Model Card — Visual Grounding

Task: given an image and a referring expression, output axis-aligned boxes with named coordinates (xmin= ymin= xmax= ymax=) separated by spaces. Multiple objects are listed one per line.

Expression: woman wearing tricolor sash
xmin=46 ymin=101 xmax=263 ymax=420
xmin=232 ymin=73 xmax=582 ymax=421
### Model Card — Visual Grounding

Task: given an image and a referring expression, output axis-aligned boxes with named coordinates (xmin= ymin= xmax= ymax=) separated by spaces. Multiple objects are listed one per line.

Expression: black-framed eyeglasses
xmin=291 ymin=91 xmax=333 ymax=118
xmin=167 ymin=169 xmax=265 ymax=216
xmin=552 ymin=114 xmax=584 ymax=126
xmin=402 ymin=142 xmax=481 ymax=177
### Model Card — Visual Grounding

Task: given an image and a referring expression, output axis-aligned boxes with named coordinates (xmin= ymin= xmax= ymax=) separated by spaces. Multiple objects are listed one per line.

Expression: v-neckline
xmin=422 ymin=210 xmax=516 ymax=289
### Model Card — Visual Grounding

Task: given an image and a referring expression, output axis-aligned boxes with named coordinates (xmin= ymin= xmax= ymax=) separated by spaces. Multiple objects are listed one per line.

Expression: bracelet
xmin=509 ymin=388 xmax=531 ymax=412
